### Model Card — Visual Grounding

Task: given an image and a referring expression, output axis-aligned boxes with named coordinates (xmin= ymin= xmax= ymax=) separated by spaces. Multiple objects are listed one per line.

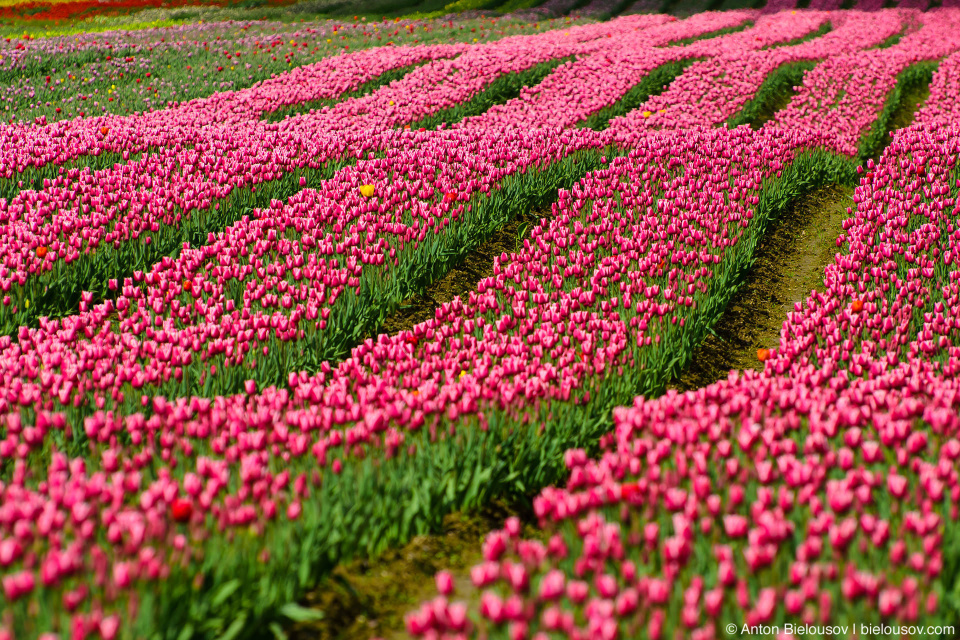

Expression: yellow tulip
xmin=642 ymin=111 xmax=652 ymax=118
xmin=359 ymin=184 xmax=376 ymax=198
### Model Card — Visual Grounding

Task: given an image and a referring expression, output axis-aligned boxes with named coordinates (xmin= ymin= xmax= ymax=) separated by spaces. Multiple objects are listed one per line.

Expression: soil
xmin=286 ymin=501 xmax=541 ymax=640
xmin=668 ymin=184 xmax=853 ymax=392
xmin=376 ymin=212 xmax=539 ymax=336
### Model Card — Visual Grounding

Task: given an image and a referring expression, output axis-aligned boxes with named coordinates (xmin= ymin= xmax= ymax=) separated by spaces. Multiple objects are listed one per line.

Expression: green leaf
xmin=215 ymin=614 xmax=247 ymax=640
xmin=268 ymin=623 xmax=288 ymax=640
xmin=210 ymin=579 xmax=241 ymax=608
xmin=175 ymin=623 xmax=194 ymax=640
xmin=279 ymin=602 xmax=325 ymax=623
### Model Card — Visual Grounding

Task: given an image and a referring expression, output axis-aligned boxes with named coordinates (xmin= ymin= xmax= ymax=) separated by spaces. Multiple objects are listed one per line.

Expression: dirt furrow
xmin=668 ymin=184 xmax=853 ymax=392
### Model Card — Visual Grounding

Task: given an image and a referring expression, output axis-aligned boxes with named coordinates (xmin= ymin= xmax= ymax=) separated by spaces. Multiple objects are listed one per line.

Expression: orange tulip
xmin=757 ymin=348 xmax=770 ymax=362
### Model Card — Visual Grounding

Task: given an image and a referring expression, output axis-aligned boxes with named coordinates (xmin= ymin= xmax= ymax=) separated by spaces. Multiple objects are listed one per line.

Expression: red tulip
xmin=171 ymin=499 xmax=192 ymax=523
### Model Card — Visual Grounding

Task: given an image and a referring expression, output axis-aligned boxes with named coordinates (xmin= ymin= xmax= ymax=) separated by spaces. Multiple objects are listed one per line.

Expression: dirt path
xmin=287 ymin=501 xmax=540 ymax=640
xmin=669 ymin=184 xmax=853 ymax=392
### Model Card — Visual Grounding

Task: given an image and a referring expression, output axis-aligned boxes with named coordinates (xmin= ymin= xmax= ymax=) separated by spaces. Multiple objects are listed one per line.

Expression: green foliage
xmin=726 ymin=59 xmax=817 ymax=129
xmin=579 ymin=59 xmax=696 ymax=130
xmin=440 ymin=0 xmax=505 ymax=14
xmin=495 ymin=0 xmax=551 ymax=11
xmin=406 ymin=55 xmax=574 ymax=130
xmin=262 ymin=60 xmax=435 ymax=122
xmin=666 ymin=20 xmax=754 ymax=46
xmin=857 ymin=60 xmax=938 ymax=164
xmin=875 ymin=30 xmax=904 ymax=49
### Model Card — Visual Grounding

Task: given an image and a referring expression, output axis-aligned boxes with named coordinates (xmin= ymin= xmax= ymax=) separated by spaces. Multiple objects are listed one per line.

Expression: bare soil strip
xmin=286 ymin=501 xmax=539 ymax=640
xmin=668 ymin=184 xmax=853 ymax=392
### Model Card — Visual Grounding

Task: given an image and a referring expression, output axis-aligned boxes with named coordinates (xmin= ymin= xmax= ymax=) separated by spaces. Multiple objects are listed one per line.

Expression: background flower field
xmin=0 ymin=1 xmax=959 ymax=639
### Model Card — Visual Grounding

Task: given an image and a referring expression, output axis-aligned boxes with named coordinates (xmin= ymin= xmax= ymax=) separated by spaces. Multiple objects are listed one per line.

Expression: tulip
xmin=435 ymin=571 xmax=454 ymax=596
xmin=171 ymin=499 xmax=193 ymax=523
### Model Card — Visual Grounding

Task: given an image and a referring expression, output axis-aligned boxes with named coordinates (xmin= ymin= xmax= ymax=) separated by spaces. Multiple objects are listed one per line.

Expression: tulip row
xmin=405 ymin=54 xmax=576 ymax=131
xmin=914 ymin=48 xmax=960 ymax=127
xmin=402 ymin=67 xmax=960 ymax=640
xmin=605 ymin=9 xmax=905 ymax=137
xmin=0 ymin=14 xmax=785 ymax=335
xmin=664 ymin=19 xmax=753 ymax=48
xmin=458 ymin=10 xmax=836 ymax=133
xmin=767 ymin=124 xmax=960 ymax=379
xmin=578 ymin=59 xmax=693 ymax=131
xmin=0 ymin=123 xmax=858 ymax=639
xmin=0 ymin=16 xmax=559 ymax=126
xmin=0 ymin=20 xmax=633 ymax=331
xmin=765 ymin=9 xmax=960 ymax=158
xmin=262 ymin=59 xmax=435 ymax=123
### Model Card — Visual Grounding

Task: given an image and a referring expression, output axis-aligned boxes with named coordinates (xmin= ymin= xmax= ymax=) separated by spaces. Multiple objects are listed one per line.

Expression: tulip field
xmin=2 ymin=4 xmax=960 ymax=640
